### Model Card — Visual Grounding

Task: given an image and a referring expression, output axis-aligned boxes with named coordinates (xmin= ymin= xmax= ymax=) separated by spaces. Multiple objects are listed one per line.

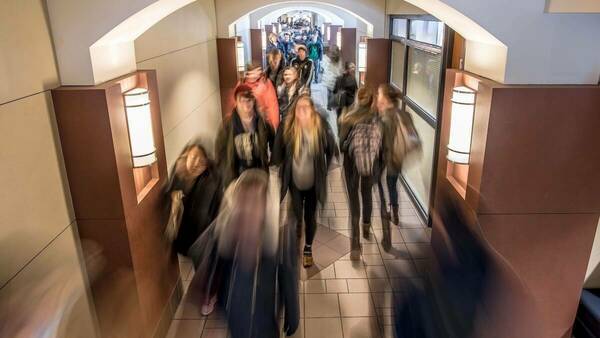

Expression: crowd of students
xmin=165 ymin=39 xmax=421 ymax=336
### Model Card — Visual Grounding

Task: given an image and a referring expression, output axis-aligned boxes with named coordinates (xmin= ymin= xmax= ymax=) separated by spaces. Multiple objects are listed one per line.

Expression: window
xmin=391 ymin=18 xmax=407 ymax=38
xmin=406 ymin=47 xmax=442 ymax=119
xmin=409 ymin=20 xmax=444 ymax=46
xmin=390 ymin=41 xmax=406 ymax=92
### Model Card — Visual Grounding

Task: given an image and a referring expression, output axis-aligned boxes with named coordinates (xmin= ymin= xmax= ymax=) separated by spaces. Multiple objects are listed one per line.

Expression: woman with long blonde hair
xmin=272 ymin=94 xmax=337 ymax=267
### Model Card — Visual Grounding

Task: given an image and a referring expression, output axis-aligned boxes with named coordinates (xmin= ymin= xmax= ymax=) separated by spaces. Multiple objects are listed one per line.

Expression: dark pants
xmin=387 ymin=173 xmax=400 ymax=207
xmin=313 ymin=59 xmax=321 ymax=83
xmin=343 ymin=157 xmax=374 ymax=247
xmin=290 ymin=183 xmax=318 ymax=247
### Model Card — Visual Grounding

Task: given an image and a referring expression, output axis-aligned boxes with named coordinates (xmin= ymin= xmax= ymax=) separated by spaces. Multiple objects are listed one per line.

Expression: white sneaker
xmin=200 ymin=296 xmax=217 ymax=316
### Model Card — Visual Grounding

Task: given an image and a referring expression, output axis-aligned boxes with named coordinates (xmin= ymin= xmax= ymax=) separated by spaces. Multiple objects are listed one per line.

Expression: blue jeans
xmin=313 ymin=59 xmax=321 ymax=83
xmin=386 ymin=174 xmax=400 ymax=207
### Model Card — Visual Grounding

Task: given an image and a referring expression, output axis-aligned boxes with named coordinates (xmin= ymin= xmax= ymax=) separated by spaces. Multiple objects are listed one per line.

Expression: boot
xmin=362 ymin=222 xmax=372 ymax=240
xmin=391 ymin=205 xmax=399 ymax=225
xmin=350 ymin=240 xmax=361 ymax=260
xmin=303 ymin=246 xmax=314 ymax=268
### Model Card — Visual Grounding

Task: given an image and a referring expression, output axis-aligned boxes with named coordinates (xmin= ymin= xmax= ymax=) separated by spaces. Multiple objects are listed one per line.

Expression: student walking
xmin=272 ymin=94 xmax=337 ymax=267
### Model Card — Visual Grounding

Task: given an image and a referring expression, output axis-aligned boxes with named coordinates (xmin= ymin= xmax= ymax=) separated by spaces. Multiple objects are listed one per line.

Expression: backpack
xmin=347 ymin=117 xmax=383 ymax=176
xmin=388 ymin=110 xmax=421 ymax=170
xmin=309 ymin=44 xmax=319 ymax=60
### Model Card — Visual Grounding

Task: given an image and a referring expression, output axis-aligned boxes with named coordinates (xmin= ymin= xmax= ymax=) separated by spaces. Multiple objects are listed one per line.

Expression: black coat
xmin=291 ymin=57 xmax=314 ymax=90
xmin=265 ymin=63 xmax=285 ymax=88
xmin=168 ymin=167 xmax=223 ymax=255
xmin=333 ymin=73 xmax=358 ymax=115
xmin=271 ymin=116 xmax=337 ymax=205
xmin=215 ymin=110 xmax=275 ymax=188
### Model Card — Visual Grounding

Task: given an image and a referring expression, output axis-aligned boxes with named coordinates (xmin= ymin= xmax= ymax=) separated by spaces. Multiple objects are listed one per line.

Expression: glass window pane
xmin=390 ymin=41 xmax=406 ymax=92
xmin=401 ymin=106 xmax=436 ymax=215
xmin=406 ymin=47 xmax=442 ymax=118
xmin=392 ymin=18 xmax=407 ymax=38
xmin=409 ymin=20 xmax=444 ymax=46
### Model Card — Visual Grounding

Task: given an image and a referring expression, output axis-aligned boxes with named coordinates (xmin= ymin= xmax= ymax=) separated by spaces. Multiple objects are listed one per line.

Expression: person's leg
xmin=360 ymin=175 xmax=374 ymax=235
xmin=387 ymin=174 xmax=400 ymax=225
xmin=290 ymin=183 xmax=304 ymax=238
xmin=303 ymin=187 xmax=318 ymax=246
xmin=343 ymin=158 xmax=361 ymax=257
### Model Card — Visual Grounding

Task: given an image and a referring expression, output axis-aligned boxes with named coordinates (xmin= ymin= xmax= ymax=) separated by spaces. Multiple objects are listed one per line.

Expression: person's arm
xmin=270 ymin=126 xmax=285 ymax=166
xmin=264 ymin=79 xmax=280 ymax=130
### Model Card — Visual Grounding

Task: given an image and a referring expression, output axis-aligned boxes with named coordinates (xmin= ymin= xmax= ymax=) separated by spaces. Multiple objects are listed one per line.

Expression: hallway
xmin=167 ymin=166 xmax=430 ymax=338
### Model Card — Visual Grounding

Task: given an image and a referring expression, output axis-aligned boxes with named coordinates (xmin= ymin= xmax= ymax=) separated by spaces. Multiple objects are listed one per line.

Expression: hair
xmin=356 ymin=85 xmax=375 ymax=108
xmin=345 ymin=62 xmax=356 ymax=72
xmin=378 ymin=84 xmax=401 ymax=108
xmin=283 ymin=94 xmax=323 ymax=159
xmin=246 ymin=61 xmax=263 ymax=72
xmin=268 ymin=32 xmax=278 ymax=41
xmin=267 ymin=48 xmax=283 ymax=64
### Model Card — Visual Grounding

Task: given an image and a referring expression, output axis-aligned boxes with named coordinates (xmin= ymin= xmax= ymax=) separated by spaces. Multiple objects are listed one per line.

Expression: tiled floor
xmin=166 ymin=166 xmax=432 ymax=338
xmin=166 ymin=82 xmax=432 ymax=338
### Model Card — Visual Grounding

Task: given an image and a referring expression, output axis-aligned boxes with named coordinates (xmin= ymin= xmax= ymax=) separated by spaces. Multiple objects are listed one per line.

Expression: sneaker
xmin=350 ymin=242 xmax=361 ymax=260
xmin=200 ymin=295 xmax=217 ymax=316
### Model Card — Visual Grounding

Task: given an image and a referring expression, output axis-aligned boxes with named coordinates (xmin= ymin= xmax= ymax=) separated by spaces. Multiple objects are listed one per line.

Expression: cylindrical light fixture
xmin=447 ymin=86 xmax=476 ymax=164
xmin=262 ymin=30 xmax=267 ymax=50
xmin=336 ymin=31 xmax=342 ymax=48
xmin=236 ymin=41 xmax=245 ymax=72
xmin=123 ymin=88 xmax=157 ymax=168
xmin=327 ymin=26 xmax=331 ymax=40
xmin=358 ymin=42 xmax=367 ymax=72
xmin=321 ymin=23 xmax=325 ymax=35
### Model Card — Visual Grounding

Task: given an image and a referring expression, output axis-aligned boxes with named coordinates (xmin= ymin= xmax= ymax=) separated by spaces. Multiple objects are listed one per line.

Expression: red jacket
xmin=235 ymin=77 xmax=280 ymax=130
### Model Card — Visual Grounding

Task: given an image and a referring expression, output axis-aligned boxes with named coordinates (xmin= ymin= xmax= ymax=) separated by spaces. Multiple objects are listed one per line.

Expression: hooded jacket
xmin=237 ymin=78 xmax=280 ymax=130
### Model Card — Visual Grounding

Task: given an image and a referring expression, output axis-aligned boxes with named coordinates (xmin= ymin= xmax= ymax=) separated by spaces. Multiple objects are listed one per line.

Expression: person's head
xmin=184 ymin=144 xmax=208 ymax=177
xmin=234 ymin=85 xmax=256 ymax=118
xmin=345 ymin=62 xmax=356 ymax=74
xmin=268 ymin=32 xmax=278 ymax=44
xmin=283 ymin=66 xmax=298 ymax=85
xmin=284 ymin=32 xmax=290 ymax=42
xmin=356 ymin=86 xmax=375 ymax=109
xmin=297 ymin=45 xmax=307 ymax=60
xmin=284 ymin=94 xmax=323 ymax=158
xmin=244 ymin=62 xmax=263 ymax=83
xmin=377 ymin=84 xmax=401 ymax=113
xmin=328 ymin=46 xmax=341 ymax=63
xmin=267 ymin=49 xmax=283 ymax=69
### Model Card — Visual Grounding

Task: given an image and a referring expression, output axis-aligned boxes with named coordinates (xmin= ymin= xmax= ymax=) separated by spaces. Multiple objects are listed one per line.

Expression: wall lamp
xmin=447 ymin=86 xmax=476 ymax=164
xmin=236 ymin=41 xmax=245 ymax=72
xmin=358 ymin=42 xmax=367 ymax=72
xmin=262 ymin=30 xmax=266 ymax=50
xmin=123 ymin=88 xmax=156 ymax=168
xmin=327 ymin=26 xmax=331 ymax=40
xmin=336 ymin=31 xmax=342 ymax=48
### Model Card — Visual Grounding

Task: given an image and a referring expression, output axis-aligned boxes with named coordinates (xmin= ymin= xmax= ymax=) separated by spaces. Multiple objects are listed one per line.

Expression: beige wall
xmin=0 ymin=0 xmax=97 ymax=336
xmin=135 ymin=0 xmax=222 ymax=171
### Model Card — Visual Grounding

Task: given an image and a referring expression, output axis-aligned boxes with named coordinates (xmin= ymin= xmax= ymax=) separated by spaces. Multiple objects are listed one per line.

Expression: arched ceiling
xmin=257 ymin=6 xmax=345 ymax=26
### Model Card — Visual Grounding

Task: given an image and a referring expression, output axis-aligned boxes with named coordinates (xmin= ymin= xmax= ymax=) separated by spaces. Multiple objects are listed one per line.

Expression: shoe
xmin=362 ymin=223 xmax=372 ymax=240
xmin=303 ymin=251 xmax=314 ymax=268
xmin=350 ymin=242 xmax=361 ymax=260
xmin=391 ymin=206 xmax=399 ymax=225
xmin=200 ymin=295 xmax=217 ymax=316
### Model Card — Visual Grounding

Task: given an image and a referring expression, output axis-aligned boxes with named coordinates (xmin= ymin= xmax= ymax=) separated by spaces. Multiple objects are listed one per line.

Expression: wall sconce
xmin=327 ymin=26 xmax=331 ymax=40
xmin=447 ymin=86 xmax=476 ymax=164
xmin=272 ymin=25 xmax=277 ymax=34
xmin=321 ymin=23 xmax=325 ymax=35
xmin=358 ymin=42 xmax=367 ymax=72
xmin=236 ymin=41 xmax=245 ymax=72
xmin=261 ymin=30 xmax=266 ymax=50
xmin=123 ymin=88 xmax=157 ymax=168
xmin=336 ymin=31 xmax=342 ymax=48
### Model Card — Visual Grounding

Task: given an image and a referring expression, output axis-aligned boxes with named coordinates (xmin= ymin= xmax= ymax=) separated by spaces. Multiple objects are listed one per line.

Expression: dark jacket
xmin=291 ymin=57 xmax=314 ymax=90
xmin=215 ymin=110 xmax=275 ymax=188
xmin=276 ymin=83 xmax=300 ymax=121
xmin=278 ymin=40 xmax=295 ymax=62
xmin=265 ymin=62 xmax=285 ymax=89
xmin=307 ymin=41 xmax=323 ymax=61
xmin=168 ymin=167 xmax=223 ymax=255
xmin=271 ymin=116 xmax=337 ymax=205
xmin=333 ymin=73 xmax=358 ymax=116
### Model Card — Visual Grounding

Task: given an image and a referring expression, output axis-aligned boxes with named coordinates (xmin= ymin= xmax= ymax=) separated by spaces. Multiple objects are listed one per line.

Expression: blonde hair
xmin=283 ymin=94 xmax=323 ymax=159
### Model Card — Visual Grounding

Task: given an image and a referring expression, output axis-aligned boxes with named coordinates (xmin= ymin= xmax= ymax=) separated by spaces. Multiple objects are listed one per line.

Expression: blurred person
xmin=215 ymin=85 xmax=275 ymax=188
xmin=307 ymin=34 xmax=323 ymax=83
xmin=333 ymin=62 xmax=358 ymax=120
xmin=271 ymin=94 xmax=337 ymax=267
xmin=188 ymin=169 xmax=300 ymax=338
xmin=280 ymin=32 xmax=295 ymax=63
xmin=394 ymin=186 xmax=540 ymax=338
xmin=277 ymin=66 xmax=304 ymax=121
xmin=376 ymin=84 xmax=421 ymax=225
xmin=266 ymin=32 xmax=280 ymax=55
xmin=165 ymin=143 xmax=223 ymax=255
xmin=237 ymin=62 xmax=280 ymax=129
xmin=339 ymin=86 xmax=388 ymax=257
xmin=265 ymin=48 xmax=285 ymax=89
xmin=322 ymin=46 xmax=344 ymax=111
xmin=291 ymin=45 xmax=314 ymax=93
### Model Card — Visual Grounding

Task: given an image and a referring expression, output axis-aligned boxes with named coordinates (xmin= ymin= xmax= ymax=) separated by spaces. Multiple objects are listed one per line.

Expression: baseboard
xmin=152 ymin=277 xmax=183 ymax=338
